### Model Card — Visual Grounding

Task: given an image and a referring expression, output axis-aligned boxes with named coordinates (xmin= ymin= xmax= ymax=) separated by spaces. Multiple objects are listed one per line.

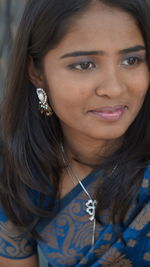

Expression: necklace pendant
xmin=85 ymin=199 xmax=97 ymax=221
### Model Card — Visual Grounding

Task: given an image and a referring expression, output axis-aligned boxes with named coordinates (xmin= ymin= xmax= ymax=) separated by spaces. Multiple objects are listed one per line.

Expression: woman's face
xmin=43 ymin=3 xmax=149 ymax=142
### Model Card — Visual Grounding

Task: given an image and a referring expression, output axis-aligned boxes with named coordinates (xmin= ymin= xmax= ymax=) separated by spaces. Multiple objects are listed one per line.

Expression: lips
xmin=89 ymin=105 xmax=127 ymax=121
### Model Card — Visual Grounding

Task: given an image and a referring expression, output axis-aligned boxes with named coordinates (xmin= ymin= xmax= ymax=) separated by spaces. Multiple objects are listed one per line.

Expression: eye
xmin=122 ymin=56 xmax=145 ymax=66
xmin=69 ymin=61 xmax=96 ymax=71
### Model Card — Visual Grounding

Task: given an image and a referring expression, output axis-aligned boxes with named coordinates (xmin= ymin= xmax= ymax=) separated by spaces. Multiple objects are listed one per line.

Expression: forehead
xmin=49 ymin=2 xmax=145 ymax=57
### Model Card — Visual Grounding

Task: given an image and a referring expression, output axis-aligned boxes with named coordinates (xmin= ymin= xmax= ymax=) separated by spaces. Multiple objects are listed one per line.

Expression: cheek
xmin=128 ymin=72 xmax=149 ymax=103
xmin=46 ymin=74 xmax=92 ymax=110
xmin=47 ymin=82 xmax=86 ymax=118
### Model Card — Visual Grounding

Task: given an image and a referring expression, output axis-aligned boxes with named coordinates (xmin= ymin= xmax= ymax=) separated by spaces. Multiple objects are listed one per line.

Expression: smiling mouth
xmin=89 ymin=105 xmax=128 ymax=121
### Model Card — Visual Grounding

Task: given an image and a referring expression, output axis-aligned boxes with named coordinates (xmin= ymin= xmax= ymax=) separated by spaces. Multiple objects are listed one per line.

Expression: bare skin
xmin=2 ymin=2 xmax=149 ymax=267
xmin=29 ymin=3 xmax=150 ymax=196
xmin=0 ymin=254 xmax=38 ymax=267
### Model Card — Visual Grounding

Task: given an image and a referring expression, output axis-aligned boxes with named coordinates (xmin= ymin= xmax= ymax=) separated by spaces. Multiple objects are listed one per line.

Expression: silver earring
xmin=36 ymin=88 xmax=53 ymax=117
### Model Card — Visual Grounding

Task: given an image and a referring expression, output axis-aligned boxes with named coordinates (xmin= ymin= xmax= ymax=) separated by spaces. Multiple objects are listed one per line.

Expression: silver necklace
xmin=61 ymin=145 xmax=117 ymax=249
xmin=64 ymin=163 xmax=97 ymax=249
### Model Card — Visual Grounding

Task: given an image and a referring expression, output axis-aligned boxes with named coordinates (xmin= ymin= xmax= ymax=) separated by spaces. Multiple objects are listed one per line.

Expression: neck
xmin=62 ymin=130 xmax=122 ymax=168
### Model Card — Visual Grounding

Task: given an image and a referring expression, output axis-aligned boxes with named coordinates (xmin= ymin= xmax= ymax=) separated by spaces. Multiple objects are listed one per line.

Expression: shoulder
xmin=0 ymin=204 xmax=37 ymax=260
xmin=144 ymin=163 xmax=150 ymax=178
xmin=140 ymin=163 xmax=150 ymax=200
xmin=143 ymin=163 xmax=150 ymax=190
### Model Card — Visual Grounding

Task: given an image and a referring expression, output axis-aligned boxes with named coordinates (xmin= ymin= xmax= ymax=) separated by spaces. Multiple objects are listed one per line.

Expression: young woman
xmin=0 ymin=0 xmax=150 ymax=266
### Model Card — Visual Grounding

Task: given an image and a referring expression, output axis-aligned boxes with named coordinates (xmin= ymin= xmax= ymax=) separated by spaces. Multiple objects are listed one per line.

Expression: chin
xmin=90 ymin=127 xmax=129 ymax=140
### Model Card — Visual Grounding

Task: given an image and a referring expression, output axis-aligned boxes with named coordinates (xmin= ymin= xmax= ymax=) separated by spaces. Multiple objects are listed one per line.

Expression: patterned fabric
xmin=0 ymin=212 xmax=37 ymax=259
xmin=0 ymin=166 xmax=150 ymax=266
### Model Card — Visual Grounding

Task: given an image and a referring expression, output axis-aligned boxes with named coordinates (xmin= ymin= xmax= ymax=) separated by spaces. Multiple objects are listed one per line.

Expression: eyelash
xmin=68 ymin=61 xmax=96 ymax=71
xmin=121 ymin=56 xmax=146 ymax=67
xmin=68 ymin=56 xmax=146 ymax=71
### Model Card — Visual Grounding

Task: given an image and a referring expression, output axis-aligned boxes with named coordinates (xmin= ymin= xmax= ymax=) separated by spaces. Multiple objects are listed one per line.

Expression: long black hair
xmin=0 ymin=0 xmax=150 ymax=241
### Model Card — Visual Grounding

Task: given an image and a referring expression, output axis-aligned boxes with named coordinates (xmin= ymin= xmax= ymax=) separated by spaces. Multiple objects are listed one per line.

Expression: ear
xmin=28 ymin=56 xmax=44 ymax=88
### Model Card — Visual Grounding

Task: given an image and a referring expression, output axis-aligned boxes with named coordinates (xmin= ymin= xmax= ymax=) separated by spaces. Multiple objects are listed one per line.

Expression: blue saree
xmin=0 ymin=165 xmax=150 ymax=266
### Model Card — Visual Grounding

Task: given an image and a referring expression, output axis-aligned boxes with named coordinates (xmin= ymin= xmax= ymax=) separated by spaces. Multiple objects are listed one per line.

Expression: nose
xmin=95 ymin=67 xmax=126 ymax=98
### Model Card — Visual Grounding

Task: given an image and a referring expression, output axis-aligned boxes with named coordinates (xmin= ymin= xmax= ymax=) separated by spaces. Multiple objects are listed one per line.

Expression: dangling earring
xmin=36 ymin=88 xmax=53 ymax=117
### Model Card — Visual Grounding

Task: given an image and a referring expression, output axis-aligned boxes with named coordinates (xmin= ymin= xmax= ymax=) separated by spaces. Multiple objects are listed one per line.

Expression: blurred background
xmin=0 ymin=0 xmax=48 ymax=266
xmin=0 ymin=0 xmax=26 ymax=97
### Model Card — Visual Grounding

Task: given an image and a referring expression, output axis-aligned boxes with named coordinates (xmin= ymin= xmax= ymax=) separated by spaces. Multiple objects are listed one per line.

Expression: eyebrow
xmin=60 ymin=45 xmax=146 ymax=59
xmin=119 ymin=45 xmax=146 ymax=54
